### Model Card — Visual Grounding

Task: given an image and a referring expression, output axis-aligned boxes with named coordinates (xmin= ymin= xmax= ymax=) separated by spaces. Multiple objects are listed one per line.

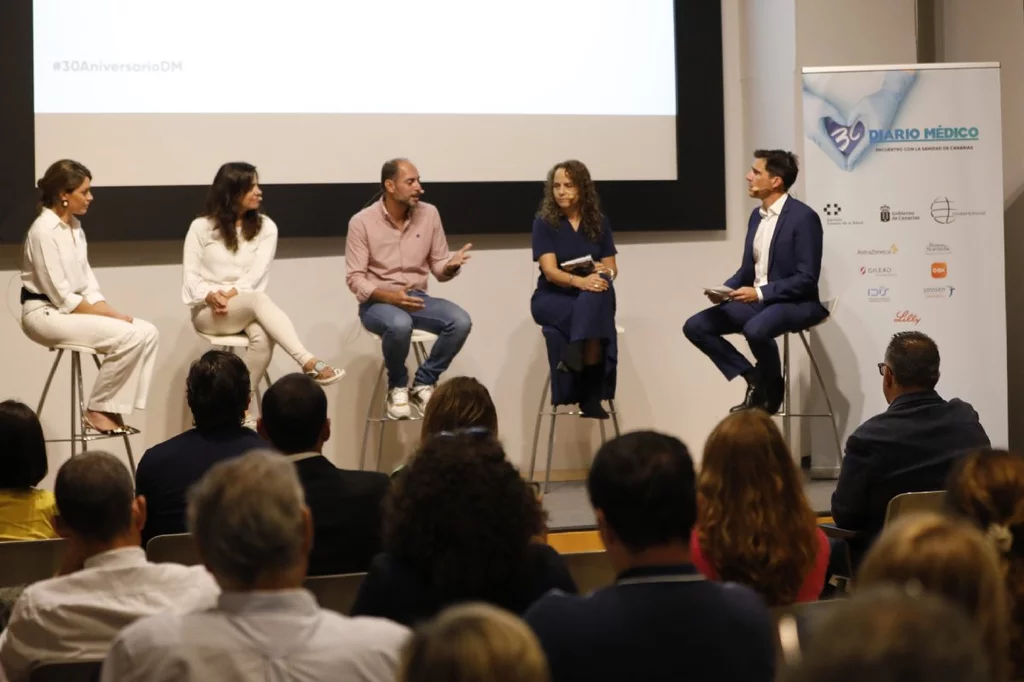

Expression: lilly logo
xmin=894 ymin=310 xmax=921 ymax=325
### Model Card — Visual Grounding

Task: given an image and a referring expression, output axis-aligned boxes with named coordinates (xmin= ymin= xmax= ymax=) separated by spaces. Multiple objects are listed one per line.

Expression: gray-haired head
xmin=187 ymin=450 xmax=309 ymax=589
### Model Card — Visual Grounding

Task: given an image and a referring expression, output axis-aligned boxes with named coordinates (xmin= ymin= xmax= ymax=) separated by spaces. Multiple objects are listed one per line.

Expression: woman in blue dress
xmin=531 ymin=160 xmax=618 ymax=419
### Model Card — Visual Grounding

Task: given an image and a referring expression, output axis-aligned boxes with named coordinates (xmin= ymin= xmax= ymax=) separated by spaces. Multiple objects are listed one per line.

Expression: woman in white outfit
xmin=21 ymin=160 xmax=159 ymax=434
xmin=183 ymin=162 xmax=343 ymax=398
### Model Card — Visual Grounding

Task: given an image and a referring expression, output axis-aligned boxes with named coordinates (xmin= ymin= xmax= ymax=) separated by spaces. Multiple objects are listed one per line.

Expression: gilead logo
xmin=931 ymin=262 xmax=948 ymax=278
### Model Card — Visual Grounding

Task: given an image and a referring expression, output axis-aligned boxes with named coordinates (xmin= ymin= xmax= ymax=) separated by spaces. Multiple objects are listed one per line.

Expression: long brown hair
xmin=947 ymin=449 xmax=1024 ymax=679
xmin=696 ymin=409 xmax=818 ymax=606
xmin=536 ymin=160 xmax=603 ymax=242
xmin=202 ymin=162 xmax=263 ymax=251
xmin=420 ymin=377 xmax=498 ymax=441
xmin=858 ymin=513 xmax=1011 ymax=682
xmin=36 ymin=159 xmax=91 ymax=215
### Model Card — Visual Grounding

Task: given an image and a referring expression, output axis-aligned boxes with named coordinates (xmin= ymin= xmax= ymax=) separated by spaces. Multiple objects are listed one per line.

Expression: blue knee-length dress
xmin=530 ymin=216 xmax=618 ymax=406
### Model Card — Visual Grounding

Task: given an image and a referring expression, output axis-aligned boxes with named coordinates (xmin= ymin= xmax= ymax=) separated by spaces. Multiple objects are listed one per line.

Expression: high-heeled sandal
xmin=306 ymin=361 xmax=345 ymax=386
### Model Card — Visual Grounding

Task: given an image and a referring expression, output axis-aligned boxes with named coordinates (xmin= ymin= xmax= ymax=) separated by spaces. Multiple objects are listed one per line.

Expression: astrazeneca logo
xmin=856 ymin=245 xmax=898 ymax=256
xmin=894 ymin=310 xmax=921 ymax=325
xmin=860 ymin=266 xmax=894 ymax=276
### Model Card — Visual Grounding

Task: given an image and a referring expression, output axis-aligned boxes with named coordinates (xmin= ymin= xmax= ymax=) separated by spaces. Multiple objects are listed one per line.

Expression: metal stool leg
xmin=598 ymin=419 xmax=607 ymax=443
xmin=122 ymin=433 xmax=136 ymax=484
xmin=782 ymin=333 xmax=792 ymax=448
xmin=608 ymin=399 xmax=621 ymax=438
xmin=543 ymin=397 xmax=557 ymax=494
xmin=37 ymin=349 xmax=64 ymax=415
xmin=359 ymin=362 xmax=386 ymax=471
xmin=75 ymin=352 xmax=89 ymax=455
xmin=69 ymin=352 xmax=78 ymax=457
xmin=799 ymin=331 xmax=844 ymax=465
xmin=529 ymin=373 xmax=552 ymax=483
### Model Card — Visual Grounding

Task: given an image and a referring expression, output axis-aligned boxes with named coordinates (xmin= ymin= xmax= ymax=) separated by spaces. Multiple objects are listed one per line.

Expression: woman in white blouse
xmin=20 ymin=160 xmax=159 ymax=434
xmin=183 ymin=162 xmax=343 ymax=396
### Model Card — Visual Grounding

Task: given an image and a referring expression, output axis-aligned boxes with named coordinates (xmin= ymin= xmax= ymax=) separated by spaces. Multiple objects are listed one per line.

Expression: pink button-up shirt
xmin=345 ymin=200 xmax=456 ymax=303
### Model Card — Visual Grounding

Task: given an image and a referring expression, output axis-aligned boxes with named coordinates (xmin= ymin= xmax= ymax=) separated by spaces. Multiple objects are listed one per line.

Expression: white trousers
xmin=21 ymin=302 xmax=159 ymax=414
xmin=191 ymin=291 xmax=314 ymax=392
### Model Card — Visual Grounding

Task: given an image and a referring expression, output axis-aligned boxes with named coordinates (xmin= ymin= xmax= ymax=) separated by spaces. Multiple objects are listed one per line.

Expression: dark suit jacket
xmin=725 ymin=196 xmax=827 ymax=324
xmin=831 ymin=390 xmax=990 ymax=546
xmin=288 ymin=453 xmax=389 ymax=576
xmin=137 ymin=426 xmax=267 ymax=546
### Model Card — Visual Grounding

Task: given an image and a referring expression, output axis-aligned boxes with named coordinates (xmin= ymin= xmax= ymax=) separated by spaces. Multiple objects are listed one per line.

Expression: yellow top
xmin=0 ymin=489 xmax=59 ymax=541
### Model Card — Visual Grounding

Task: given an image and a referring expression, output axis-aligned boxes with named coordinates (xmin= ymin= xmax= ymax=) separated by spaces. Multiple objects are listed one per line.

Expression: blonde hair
xmin=858 ymin=512 xmax=1010 ymax=682
xmin=400 ymin=603 xmax=549 ymax=682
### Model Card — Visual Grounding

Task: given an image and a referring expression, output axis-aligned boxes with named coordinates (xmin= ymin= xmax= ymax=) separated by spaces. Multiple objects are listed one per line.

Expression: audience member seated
xmin=420 ymin=376 xmax=499 ymax=440
xmin=858 ymin=512 xmax=1010 ymax=682
xmin=831 ymin=331 xmax=990 ymax=567
xmin=352 ymin=431 xmax=575 ymax=626
xmin=692 ymin=409 xmax=829 ymax=605
xmin=524 ymin=431 xmax=775 ymax=682
xmin=102 ymin=451 xmax=409 ymax=681
xmin=947 ymin=449 xmax=1024 ymax=680
xmin=0 ymin=401 xmax=57 ymax=541
xmin=400 ymin=603 xmax=549 ymax=682
xmin=258 ymin=373 xmax=389 ymax=575
xmin=0 ymin=452 xmax=218 ymax=682
xmin=779 ymin=586 xmax=990 ymax=682
xmin=135 ymin=351 xmax=265 ymax=545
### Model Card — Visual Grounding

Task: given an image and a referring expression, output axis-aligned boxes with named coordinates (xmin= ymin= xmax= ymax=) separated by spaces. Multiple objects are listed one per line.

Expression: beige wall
xmin=1 ymin=0 xmax=926 ymax=487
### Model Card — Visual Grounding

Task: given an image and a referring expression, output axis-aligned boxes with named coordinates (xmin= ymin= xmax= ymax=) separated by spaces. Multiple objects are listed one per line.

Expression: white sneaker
xmin=387 ymin=387 xmax=412 ymax=420
xmin=410 ymin=384 xmax=435 ymax=412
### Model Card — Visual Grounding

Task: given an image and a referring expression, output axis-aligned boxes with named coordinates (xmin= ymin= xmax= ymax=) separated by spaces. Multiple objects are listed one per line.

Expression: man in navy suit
xmin=684 ymin=150 xmax=828 ymax=413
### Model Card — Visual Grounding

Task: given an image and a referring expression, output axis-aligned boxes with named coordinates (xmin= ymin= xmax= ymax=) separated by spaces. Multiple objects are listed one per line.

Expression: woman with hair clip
xmin=20 ymin=159 xmax=158 ymax=434
xmin=947 ymin=448 xmax=1024 ymax=680
xmin=531 ymin=160 xmax=618 ymax=419
xmin=182 ymin=162 xmax=343 ymax=405
xmin=693 ymin=409 xmax=830 ymax=605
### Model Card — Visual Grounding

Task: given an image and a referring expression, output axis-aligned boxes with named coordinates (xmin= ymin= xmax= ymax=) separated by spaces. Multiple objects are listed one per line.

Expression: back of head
xmin=0 ymin=400 xmax=48 ymax=490
xmin=753 ymin=149 xmax=799 ymax=190
xmin=260 ymin=373 xmax=327 ymax=454
xmin=420 ymin=377 xmax=498 ymax=440
xmin=400 ymin=603 xmax=549 ymax=682
xmin=697 ymin=410 xmax=818 ymax=606
xmin=187 ymin=450 xmax=307 ymax=589
xmin=947 ymin=449 xmax=1024 ymax=677
xmin=54 ymin=451 xmax=134 ymax=543
xmin=385 ymin=432 xmax=543 ymax=600
xmin=885 ymin=331 xmax=940 ymax=390
xmin=186 ymin=350 xmax=251 ymax=433
xmin=587 ymin=430 xmax=696 ymax=552
xmin=780 ymin=586 xmax=990 ymax=682
xmin=858 ymin=512 xmax=1010 ymax=682
xmin=37 ymin=159 xmax=91 ymax=213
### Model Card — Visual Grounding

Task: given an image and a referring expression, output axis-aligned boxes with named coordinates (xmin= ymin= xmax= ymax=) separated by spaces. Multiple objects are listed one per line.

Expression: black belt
xmin=20 ymin=288 xmax=51 ymax=304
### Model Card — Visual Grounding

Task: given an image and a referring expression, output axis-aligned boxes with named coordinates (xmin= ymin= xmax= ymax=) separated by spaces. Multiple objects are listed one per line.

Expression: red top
xmin=689 ymin=527 xmax=831 ymax=603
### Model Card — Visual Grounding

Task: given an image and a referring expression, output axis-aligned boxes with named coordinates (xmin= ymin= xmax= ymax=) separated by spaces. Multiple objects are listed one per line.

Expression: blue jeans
xmin=359 ymin=292 xmax=472 ymax=389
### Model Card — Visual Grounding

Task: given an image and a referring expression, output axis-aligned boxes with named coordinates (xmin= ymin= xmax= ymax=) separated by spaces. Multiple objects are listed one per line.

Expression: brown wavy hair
xmin=36 ymin=159 xmax=91 ymax=215
xmin=202 ymin=162 xmax=263 ymax=252
xmin=536 ymin=160 xmax=604 ymax=242
xmin=384 ymin=431 xmax=545 ymax=603
xmin=858 ymin=513 xmax=1010 ymax=682
xmin=696 ymin=409 xmax=819 ymax=606
xmin=420 ymin=377 xmax=498 ymax=441
xmin=947 ymin=449 xmax=1024 ymax=679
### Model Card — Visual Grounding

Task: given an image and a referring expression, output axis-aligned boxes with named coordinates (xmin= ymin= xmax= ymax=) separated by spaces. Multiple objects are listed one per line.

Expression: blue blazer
xmin=725 ymin=196 xmax=826 ymax=317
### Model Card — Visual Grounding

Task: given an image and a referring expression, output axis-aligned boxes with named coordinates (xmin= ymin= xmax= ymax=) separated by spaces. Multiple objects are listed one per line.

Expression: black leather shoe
xmin=730 ymin=380 xmax=764 ymax=412
xmin=760 ymin=377 xmax=786 ymax=415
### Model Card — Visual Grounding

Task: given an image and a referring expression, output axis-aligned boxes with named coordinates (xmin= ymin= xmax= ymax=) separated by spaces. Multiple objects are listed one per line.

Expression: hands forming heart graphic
xmin=803 ymin=70 xmax=917 ymax=172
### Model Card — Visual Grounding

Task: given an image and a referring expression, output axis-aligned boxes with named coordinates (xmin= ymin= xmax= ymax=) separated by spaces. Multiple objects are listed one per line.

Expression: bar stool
xmin=359 ymin=329 xmax=439 ymax=472
xmin=528 ymin=325 xmax=624 ymax=493
xmin=36 ymin=344 xmax=139 ymax=482
xmin=193 ymin=330 xmax=272 ymax=409
xmin=779 ymin=297 xmax=843 ymax=478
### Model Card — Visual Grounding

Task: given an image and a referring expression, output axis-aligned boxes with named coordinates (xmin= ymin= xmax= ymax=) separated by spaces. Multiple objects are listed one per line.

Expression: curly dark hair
xmin=202 ymin=162 xmax=263 ymax=252
xmin=383 ymin=431 xmax=545 ymax=602
xmin=536 ymin=160 xmax=604 ymax=242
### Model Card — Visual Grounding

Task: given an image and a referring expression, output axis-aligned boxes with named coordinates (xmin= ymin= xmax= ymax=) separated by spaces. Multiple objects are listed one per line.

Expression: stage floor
xmin=544 ymin=476 xmax=839 ymax=532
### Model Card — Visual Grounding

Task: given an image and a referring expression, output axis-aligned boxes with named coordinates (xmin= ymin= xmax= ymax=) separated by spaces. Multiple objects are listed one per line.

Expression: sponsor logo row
xmin=823 ymin=199 xmax=986 ymax=226
xmin=860 ymin=262 xmax=948 ymax=278
xmin=867 ymin=285 xmax=954 ymax=302
xmin=855 ymin=242 xmax=952 ymax=256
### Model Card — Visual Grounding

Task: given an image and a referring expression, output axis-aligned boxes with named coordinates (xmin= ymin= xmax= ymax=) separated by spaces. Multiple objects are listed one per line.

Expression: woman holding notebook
xmin=530 ymin=160 xmax=618 ymax=418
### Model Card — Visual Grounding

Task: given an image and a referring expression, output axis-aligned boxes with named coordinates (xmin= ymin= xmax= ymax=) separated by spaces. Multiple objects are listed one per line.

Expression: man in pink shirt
xmin=346 ymin=159 xmax=473 ymax=419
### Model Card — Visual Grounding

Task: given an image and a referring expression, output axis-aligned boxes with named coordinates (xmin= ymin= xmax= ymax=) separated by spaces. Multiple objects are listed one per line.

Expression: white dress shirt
xmin=21 ymin=208 xmax=105 ymax=314
xmin=0 ymin=547 xmax=219 ymax=682
xmin=752 ymin=193 xmax=788 ymax=302
xmin=102 ymin=589 xmax=410 ymax=682
xmin=181 ymin=216 xmax=278 ymax=307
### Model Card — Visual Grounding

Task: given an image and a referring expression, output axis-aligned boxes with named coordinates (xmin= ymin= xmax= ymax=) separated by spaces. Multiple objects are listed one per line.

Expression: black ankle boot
xmin=579 ymin=365 xmax=609 ymax=420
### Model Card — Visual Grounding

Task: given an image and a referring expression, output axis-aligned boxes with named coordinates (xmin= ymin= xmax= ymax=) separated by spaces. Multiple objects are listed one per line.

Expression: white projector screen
xmin=33 ymin=0 xmax=678 ymax=187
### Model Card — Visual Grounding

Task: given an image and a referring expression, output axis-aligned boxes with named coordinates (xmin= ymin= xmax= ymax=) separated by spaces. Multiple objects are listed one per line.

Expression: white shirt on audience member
xmin=21 ymin=208 xmax=105 ymax=314
xmin=181 ymin=216 xmax=278 ymax=307
xmin=101 ymin=589 xmax=409 ymax=682
xmin=752 ymin=193 xmax=788 ymax=302
xmin=0 ymin=547 xmax=218 ymax=682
